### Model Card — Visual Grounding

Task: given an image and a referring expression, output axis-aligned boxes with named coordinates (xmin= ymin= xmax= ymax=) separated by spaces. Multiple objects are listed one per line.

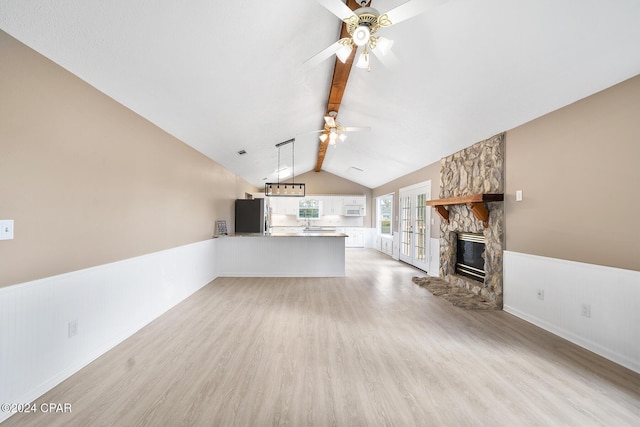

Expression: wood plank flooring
xmin=4 ymin=249 xmax=639 ymax=426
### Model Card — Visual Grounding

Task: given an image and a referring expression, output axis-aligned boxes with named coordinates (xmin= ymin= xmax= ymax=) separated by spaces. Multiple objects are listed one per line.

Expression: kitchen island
xmin=215 ymin=232 xmax=347 ymax=277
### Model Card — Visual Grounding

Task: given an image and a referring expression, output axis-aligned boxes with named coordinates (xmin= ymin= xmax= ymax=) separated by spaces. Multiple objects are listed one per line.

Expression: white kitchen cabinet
xmin=342 ymin=196 xmax=366 ymax=207
xmin=268 ymin=197 xmax=299 ymax=215
xmin=267 ymin=197 xmax=280 ymax=214
xmin=343 ymin=227 xmax=365 ymax=248
xmin=320 ymin=196 xmax=343 ymax=215
xmin=380 ymin=236 xmax=393 ymax=255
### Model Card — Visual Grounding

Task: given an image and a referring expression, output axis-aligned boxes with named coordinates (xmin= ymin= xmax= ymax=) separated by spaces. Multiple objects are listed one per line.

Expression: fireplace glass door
xmin=456 ymin=233 xmax=486 ymax=282
xmin=399 ymin=182 xmax=431 ymax=272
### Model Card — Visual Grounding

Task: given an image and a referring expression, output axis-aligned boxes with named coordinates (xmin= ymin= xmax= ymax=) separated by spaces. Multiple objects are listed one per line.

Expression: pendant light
xmin=264 ymin=139 xmax=306 ymax=197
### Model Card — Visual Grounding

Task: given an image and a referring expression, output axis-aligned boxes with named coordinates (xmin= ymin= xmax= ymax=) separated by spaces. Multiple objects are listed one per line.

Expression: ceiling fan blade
xmin=296 ymin=129 xmax=326 ymax=136
xmin=382 ymin=0 xmax=446 ymax=26
xmin=370 ymin=47 xmax=399 ymax=68
xmin=324 ymin=116 xmax=336 ymax=127
xmin=344 ymin=126 xmax=371 ymax=132
xmin=303 ymin=41 xmax=342 ymax=69
xmin=317 ymin=0 xmax=357 ymax=22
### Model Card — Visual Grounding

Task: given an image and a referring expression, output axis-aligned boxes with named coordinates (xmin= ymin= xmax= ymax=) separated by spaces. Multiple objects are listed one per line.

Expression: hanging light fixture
xmin=264 ymin=139 xmax=306 ymax=197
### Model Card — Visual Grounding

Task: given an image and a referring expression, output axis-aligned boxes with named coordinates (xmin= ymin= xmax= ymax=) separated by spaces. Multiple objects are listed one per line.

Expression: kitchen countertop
xmin=229 ymin=232 xmax=347 ymax=237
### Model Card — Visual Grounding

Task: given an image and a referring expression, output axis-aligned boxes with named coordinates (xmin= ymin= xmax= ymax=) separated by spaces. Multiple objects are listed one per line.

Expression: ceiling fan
xmin=305 ymin=0 xmax=443 ymax=70
xmin=316 ymin=111 xmax=370 ymax=146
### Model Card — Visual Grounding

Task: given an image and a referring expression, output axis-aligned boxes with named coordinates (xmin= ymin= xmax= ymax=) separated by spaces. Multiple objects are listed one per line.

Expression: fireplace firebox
xmin=456 ymin=233 xmax=486 ymax=282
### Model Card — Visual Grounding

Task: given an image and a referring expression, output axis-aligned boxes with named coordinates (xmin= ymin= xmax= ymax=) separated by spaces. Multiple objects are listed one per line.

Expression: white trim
xmin=398 ymin=181 xmax=429 ymax=193
xmin=375 ymin=192 xmax=394 ymax=238
xmin=398 ymin=181 xmax=431 ymax=272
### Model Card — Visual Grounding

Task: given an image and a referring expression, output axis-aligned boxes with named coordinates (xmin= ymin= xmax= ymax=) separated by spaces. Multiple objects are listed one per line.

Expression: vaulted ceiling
xmin=1 ymin=0 xmax=639 ymax=189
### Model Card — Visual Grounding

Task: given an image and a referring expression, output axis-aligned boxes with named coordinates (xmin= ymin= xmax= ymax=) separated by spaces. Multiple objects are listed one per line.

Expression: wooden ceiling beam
xmin=315 ymin=0 xmax=361 ymax=172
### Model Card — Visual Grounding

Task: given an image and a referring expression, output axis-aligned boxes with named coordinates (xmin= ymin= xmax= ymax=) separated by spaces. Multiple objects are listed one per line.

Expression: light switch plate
xmin=515 ymin=190 xmax=523 ymax=201
xmin=0 ymin=220 xmax=14 ymax=240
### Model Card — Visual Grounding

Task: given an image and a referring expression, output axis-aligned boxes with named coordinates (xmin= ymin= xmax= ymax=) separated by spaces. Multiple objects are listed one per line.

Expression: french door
xmin=399 ymin=182 xmax=431 ymax=272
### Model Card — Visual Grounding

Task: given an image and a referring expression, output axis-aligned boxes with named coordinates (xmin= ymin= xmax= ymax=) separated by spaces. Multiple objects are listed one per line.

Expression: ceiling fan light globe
xmin=376 ymin=37 xmax=394 ymax=56
xmin=339 ymin=133 xmax=347 ymax=142
xmin=336 ymin=44 xmax=353 ymax=63
xmin=324 ymin=115 xmax=336 ymax=127
xmin=355 ymin=51 xmax=369 ymax=69
xmin=352 ymin=25 xmax=370 ymax=47
xmin=319 ymin=133 xmax=328 ymax=143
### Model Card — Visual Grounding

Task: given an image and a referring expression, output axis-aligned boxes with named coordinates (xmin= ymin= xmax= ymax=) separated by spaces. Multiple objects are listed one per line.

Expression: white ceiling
xmin=1 ymin=0 xmax=639 ymax=189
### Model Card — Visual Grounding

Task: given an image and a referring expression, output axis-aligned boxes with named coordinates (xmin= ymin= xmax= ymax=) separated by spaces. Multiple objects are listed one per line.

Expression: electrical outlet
xmin=537 ymin=289 xmax=544 ymax=300
xmin=68 ymin=320 xmax=78 ymax=338
xmin=581 ymin=304 xmax=591 ymax=318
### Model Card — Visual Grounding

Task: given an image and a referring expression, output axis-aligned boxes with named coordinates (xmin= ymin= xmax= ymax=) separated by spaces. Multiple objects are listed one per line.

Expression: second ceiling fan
xmin=316 ymin=111 xmax=370 ymax=146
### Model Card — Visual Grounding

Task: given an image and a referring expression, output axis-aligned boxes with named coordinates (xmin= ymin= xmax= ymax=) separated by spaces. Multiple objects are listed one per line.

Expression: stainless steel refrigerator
xmin=235 ymin=198 xmax=265 ymax=234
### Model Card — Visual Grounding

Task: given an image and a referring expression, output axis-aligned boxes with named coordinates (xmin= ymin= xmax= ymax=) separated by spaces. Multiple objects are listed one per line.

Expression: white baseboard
xmin=503 ymin=250 xmax=640 ymax=373
xmin=0 ymin=239 xmax=217 ymax=423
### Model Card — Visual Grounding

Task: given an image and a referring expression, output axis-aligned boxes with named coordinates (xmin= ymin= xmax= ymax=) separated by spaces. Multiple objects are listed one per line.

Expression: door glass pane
xmin=378 ymin=196 xmax=392 ymax=235
xmin=400 ymin=196 xmax=411 ymax=257
xmin=414 ymin=193 xmax=427 ymax=262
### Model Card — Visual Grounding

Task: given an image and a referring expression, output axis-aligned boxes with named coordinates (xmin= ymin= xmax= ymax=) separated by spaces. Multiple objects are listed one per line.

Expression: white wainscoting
xmin=503 ymin=250 xmax=640 ymax=373
xmin=0 ymin=239 xmax=217 ymax=423
xmin=392 ymin=232 xmax=400 ymax=260
xmin=364 ymin=228 xmax=376 ymax=249
xmin=429 ymin=237 xmax=440 ymax=276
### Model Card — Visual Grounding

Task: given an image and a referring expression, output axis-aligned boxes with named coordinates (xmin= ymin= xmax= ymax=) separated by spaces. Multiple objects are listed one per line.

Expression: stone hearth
xmin=412 ymin=276 xmax=496 ymax=310
xmin=437 ymin=134 xmax=505 ymax=308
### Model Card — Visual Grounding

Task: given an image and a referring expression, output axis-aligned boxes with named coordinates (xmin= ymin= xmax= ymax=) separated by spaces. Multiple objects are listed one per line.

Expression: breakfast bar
xmin=215 ymin=232 xmax=347 ymax=277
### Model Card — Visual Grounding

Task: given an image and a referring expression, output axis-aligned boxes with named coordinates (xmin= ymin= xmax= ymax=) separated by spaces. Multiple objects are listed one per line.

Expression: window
xmin=376 ymin=194 xmax=393 ymax=236
xmin=298 ymin=199 xmax=321 ymax=219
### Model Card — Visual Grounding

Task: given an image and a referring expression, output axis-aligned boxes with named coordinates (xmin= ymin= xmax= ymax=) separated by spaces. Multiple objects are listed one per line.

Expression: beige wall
xmin=505 ymin=74 xmax=640 ymax=271
xmin=0 ymin=31 xmax=256 ymax=287
xmin=372 ymin=162 xmax=441 ymax=238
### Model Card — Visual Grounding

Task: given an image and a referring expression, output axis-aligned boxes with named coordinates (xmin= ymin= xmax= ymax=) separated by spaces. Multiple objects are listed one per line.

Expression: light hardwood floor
xmin=4 ymin=249 xmax=639 ymax=426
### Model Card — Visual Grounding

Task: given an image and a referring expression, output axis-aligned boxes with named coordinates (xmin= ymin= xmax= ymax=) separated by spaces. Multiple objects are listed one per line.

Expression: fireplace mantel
xmin=426 ymin=193 xmax=504 ymax=228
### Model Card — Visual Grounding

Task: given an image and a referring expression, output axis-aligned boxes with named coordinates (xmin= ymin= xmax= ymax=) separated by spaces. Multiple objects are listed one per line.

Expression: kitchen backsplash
xmin=270 ymin=214 xmax=364 ymax=228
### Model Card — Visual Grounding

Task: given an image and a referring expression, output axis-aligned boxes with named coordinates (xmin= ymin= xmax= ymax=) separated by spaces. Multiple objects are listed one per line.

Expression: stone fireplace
xmin=435 ymin=133 xmax=505 ymax=308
